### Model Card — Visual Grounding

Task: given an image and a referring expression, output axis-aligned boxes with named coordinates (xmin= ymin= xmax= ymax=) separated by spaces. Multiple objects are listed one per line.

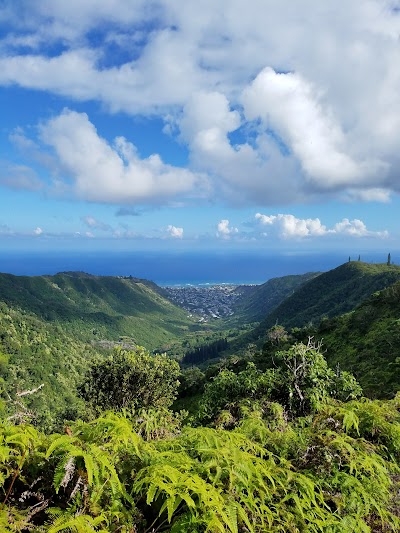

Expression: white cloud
xmin=38 ymin=109 xmax=203 ymax=204
xmin=255 ymin=213 xmax=388 ymax=239
xmin=33 ymin=227 xmax=43 ymax=235
xmin=255 ymin=213 xmax=327 ymax=238
xmin=216 ymin=219 xmax=238 ymax=239
xmin=2 ymin=1 xmax=400 ymax=204
xmin=242 ymin=68 xmax=371 ymax=189
xmin=166 ymin=225 xmax=184 ymax=238
xmin=180 ymin=91 xmax=241 ymax=143
xmin=332 ymin=218 xmax=388 ymax=238
xmin=181 ymin=90 xmax=305 ymax=205
xmin=0 ymin=1 xmax=153 ymax=48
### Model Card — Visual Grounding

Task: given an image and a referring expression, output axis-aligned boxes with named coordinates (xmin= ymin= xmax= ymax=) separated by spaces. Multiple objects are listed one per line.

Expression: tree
xmin=387 ymin=252 xmax=391 ymax=266
xmin=275 ymin=339 xmax=362 ymax=415
xmin=199 ymin=363 xmax=276 ymax=422
xmin=267 ymin=324 xmax=288 ymax=345
xmin=79 ymin=347 xmax=181 ymax=413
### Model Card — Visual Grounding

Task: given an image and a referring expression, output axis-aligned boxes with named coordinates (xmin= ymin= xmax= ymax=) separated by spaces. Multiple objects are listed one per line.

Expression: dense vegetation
xmin=0 ymin=272 xmax=196 ymax=350
xmin=0 ymin=302 xmax=99 ymax=430
xmin=227 ymin=261 xmax=400 ymax=359
xmin=1 ymin=343 xmax=399 ymax=532
xmin=261 ymin=261 xmax=400 ymax=329
xmin=182 ymin=338 xmax=229 ymax=365
xmin=318 ymin=280 xmax=400 ymax=397
xmin=230 ymin=272 xmax=319 ymax=324
xmin=0 ymin=262 xmax=400 ymax=531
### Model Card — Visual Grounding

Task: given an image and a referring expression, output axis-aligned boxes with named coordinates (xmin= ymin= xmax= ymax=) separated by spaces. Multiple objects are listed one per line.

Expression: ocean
xmin=0 ymin=249 xmax=395 ymax=286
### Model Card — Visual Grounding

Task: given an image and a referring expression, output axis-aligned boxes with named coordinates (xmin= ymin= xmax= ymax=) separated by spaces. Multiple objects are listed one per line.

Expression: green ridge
xmin=230 ymin=271 xmax=319 ymax=324
xmin=262 ymin=261 xmax=400 ymax=329
xmin=318 ymin=280 xmax=400 ymax=397
xmin=0 ymin=271 xmax=195 ymax=350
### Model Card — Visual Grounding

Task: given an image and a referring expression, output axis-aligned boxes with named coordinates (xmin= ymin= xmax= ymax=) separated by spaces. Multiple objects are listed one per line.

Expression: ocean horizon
xmin=0 ymin=249 xmax=395 ymax=286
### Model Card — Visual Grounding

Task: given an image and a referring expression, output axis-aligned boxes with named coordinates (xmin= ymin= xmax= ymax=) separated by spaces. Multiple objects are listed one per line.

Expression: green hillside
xmin=0 ymin=302 xmax=99 ymax=429
xmin=0 ymin=266 xmax=400 ymax=531
xmin=0 ymin=271 xmax=196 ymax=350
xmin=230 ymin=272 xmax=319 ymax=324
xmin=318 ymin=280 xmax=400 ymax=397
xmin=262 ymin=261 xmax=400 ymax=329
xmin=227 ymin=261 xmax=400 ymax=358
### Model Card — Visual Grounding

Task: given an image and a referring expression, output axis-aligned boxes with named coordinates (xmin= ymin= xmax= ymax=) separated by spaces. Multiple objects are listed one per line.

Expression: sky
xmin=0 ymin=0 xmax=400 ymax=255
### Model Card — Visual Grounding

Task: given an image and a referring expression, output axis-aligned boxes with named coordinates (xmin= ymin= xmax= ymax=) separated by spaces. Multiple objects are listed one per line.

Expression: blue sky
xmin=1 ymin=1 xmax=400 ymax=254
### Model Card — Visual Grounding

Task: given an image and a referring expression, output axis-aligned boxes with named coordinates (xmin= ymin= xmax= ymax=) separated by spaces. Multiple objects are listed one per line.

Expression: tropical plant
xmin=79 ymin=347 xmax=181 ymax=413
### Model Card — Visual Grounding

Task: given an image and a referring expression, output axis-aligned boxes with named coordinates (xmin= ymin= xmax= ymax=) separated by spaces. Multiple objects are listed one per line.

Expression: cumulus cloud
xmin=181 ymin=91 xmax=305 ymax=205
xmin=255 ymin=213 xmax=327 ymax=238
xmin=0 ymin=1 xmax=152 ymax=47
xmin=33 ymin=227 xmax=43 ymax=235
xmin=166 ymin=225 xmax=183 ymax=238
xmin=255 ymin=213 xmax=388 ymax=239
xmin=37 ymin=109 xmax=203 ymax=204
xmin=1 ymin=1 xmax=400 ymax=204
xmin=242 ymin=68 xmax=370 ymax=189
xmin=216 ymin=219 xmax=238 ymax=239
xmin=332 ymin=218 xmax=388 ymax=238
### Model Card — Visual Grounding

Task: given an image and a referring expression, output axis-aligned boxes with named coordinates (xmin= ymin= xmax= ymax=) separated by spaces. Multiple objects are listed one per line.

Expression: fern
xmin=46 ymin=507 xmax=109 ymax=532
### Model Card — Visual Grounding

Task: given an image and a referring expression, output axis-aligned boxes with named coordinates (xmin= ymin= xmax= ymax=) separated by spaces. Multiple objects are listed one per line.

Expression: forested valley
xmin=1 ymin=261 xmax=400 ymax=532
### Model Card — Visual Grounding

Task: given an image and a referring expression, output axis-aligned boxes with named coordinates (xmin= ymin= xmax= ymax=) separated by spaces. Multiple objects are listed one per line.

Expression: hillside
xmin=261 ymin=261 xmax=400 ymax=329
xmin=317 ymin=280 xmax=400 ymax=397
xmin=230 ymin=271 xmax=320 ymax=324
xmin=227 ymin=261 xmax=400 ymax=358
xmin=0 ymin=271 xmax=196 ymax=350
xmin=0 ymin=302 xmax=99 ymax=429
xmin=1 ymin=265 xmax=400 ymax=531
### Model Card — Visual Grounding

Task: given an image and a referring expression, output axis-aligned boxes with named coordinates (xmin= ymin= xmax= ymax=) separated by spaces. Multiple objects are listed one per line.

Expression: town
xmin=164 ymin=284 xmax=254 ymax=321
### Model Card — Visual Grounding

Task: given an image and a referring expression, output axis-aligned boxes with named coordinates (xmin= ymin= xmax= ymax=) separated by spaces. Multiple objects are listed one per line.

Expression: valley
xmin=1 ymin=259 xmax=400 ymax=531
xmin=164 ymin=283 xmax=254 ymax=320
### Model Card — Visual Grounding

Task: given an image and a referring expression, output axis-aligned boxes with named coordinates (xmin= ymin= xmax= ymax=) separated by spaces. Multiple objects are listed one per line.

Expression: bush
xmin=79 ymin=346 xmax=181 ymax=413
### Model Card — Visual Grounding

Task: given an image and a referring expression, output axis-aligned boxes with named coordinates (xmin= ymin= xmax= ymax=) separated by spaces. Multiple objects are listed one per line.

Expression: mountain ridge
xmin=262 ymin=261 xmax=400 ymax=329
xmin=0 ymin=271 xmax=195 ymax=349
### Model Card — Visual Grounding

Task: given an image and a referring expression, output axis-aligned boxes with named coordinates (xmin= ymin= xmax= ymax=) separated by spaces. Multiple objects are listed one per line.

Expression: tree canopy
xmin=79 ymin=347 xmax=181 ymax=413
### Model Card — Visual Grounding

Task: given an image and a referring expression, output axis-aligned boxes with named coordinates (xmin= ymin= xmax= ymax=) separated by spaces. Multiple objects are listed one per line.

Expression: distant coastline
xmin=0 ymin=250 xmax=396 ymax=286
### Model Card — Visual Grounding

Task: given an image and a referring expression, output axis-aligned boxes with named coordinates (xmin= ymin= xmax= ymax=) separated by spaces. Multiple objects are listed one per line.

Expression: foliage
xmin=254 ymin=261 xmax=400 ymax=337
xmin=274 ymin=339 xmax=362 ymax=415
xmin=266 ymin=324 xmax=289 ymax=345
xmin=1 ymin=262 xmax=400 ymax=531
xmin=199 ymin=340 xmax=362 ymax=423
xmin=228 ymin=272 xmax=320 ymax=325
xmin=182 ymin=337 xmax=228 ymax=365
xmin=199 ymin=362 xmax=276 ymax=423
xmin=318 ymin=280 xmax=400 ymax=397
xmin=0 ymin=303 xmax=98 ymax=430
xmin=0 ymin=272 xmax=196 ymax=351
xmin=178 ymin=367 xmax=206 ymax=398
xmin=79 ymin=347 xmax=181 ymax=413
xmin=0 ymin=397 xmax=399 ymax=532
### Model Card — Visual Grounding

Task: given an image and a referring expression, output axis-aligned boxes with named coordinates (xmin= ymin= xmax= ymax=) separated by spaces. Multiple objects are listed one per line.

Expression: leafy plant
xmin=79 ymin=347 xmax=181 ymax=413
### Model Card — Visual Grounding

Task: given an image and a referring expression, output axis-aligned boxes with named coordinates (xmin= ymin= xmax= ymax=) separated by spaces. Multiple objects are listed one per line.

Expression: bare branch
xmin=16 ymin=384 xmax=44 ymax=397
